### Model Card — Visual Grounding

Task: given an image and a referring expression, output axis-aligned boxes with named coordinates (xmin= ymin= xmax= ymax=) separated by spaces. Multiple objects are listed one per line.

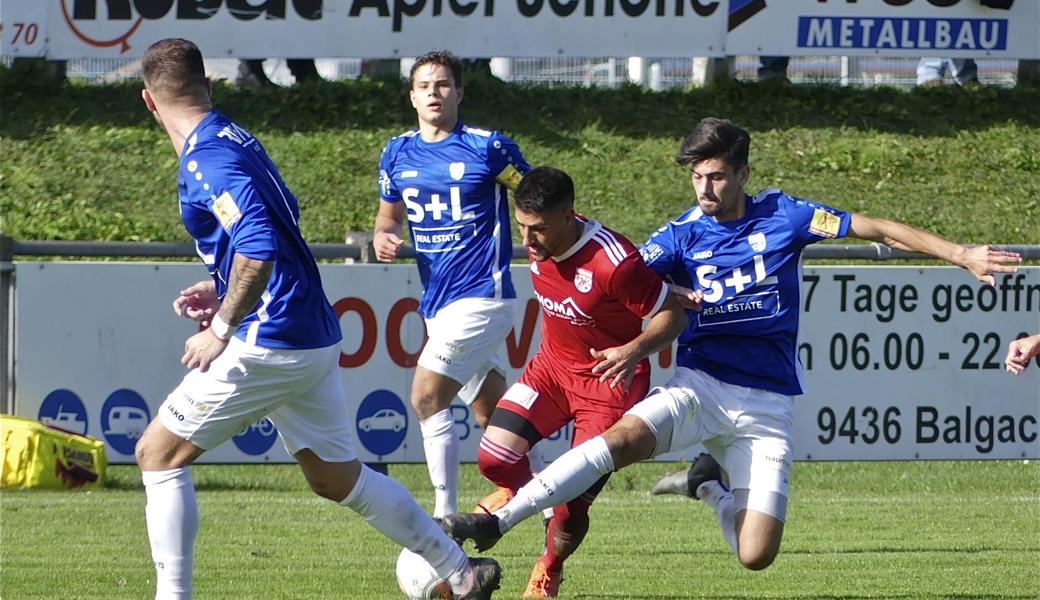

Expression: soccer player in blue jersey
xmin=440 ymin=117 xmax=1022 ymax=580
xmin=373 ymin=50 xmax=543 ymax=518
xmin=133 ymin=39 xmax=501 ymax=600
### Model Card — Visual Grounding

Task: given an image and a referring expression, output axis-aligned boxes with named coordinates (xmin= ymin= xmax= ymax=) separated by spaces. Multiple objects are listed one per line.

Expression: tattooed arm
xmin=181 ymin=254 xmax=273 ymax=372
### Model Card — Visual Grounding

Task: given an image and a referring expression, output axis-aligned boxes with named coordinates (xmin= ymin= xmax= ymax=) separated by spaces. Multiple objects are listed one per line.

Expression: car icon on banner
xmin=359 ymin=408 xmax=406 ymax=432
xmin=355 ymin=390 xmax=409 ymax=456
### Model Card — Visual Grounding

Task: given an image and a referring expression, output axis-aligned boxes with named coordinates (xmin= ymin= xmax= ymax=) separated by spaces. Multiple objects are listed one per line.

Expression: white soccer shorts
xmin=159 ymin=338 xmax=357 ymax=462
xmin=418 ymin=297 xmax=515 ymax=405
xmin=626 ymin=367 xmax=793 ymax=521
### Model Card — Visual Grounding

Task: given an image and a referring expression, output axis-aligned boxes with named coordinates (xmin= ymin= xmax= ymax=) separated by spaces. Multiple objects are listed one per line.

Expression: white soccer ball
xmin=395 ymin=548 xmax=452 ymax=600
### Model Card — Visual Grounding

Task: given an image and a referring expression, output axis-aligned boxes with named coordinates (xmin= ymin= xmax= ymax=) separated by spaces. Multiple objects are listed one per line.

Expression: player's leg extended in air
xmin=442 ymin=368 xmax=792 ymax=576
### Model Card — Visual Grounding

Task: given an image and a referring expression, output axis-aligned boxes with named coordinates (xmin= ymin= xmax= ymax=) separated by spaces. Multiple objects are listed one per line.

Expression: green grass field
xmin=2 ymin=461 xmax=1037 ymax=599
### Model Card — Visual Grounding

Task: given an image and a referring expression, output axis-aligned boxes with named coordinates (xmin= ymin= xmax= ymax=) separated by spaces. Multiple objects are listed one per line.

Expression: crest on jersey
xmin=449 ymin=162 xmax=466 ymax=181
xmin=747 ymin=232 xmax=767 ymax=253
xmin=574 ymin=268 xmax=593 ymax=293
xmin=530 ymin=261 xmax=540 ymax=275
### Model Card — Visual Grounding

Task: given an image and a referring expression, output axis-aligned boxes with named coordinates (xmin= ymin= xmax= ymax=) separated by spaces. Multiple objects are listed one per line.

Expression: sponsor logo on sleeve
xmin=640 ymin=242 xmax=665 ymax=264
xmin=212 ymin=191 xmax=242 ymax=231
xmin=496 ymin=164 xmax=523 ymax=190
xmin=808 ymin=207 xmax=841 ymax=239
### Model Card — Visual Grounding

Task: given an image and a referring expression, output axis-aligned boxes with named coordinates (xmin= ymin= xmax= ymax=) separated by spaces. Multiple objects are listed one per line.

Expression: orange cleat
xmin=473 ymin=486 xmax=514 ymax=514
xmin=522 ymin=561 xmax=563 ymax=599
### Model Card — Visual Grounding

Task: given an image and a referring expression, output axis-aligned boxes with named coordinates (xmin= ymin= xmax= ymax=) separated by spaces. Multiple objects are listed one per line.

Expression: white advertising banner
xmin=13 ymin=262 xmax=1039 ymax=464
xmin=0 ymin=0 xmax=48 ymax=57
xmin=725 ymin=0 xmax=1040 ymax=59
xmin=16 ymin=0 xmax=727 ymax=59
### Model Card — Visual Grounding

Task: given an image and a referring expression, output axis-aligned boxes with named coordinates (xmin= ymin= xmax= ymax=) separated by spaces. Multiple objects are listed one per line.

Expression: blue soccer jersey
xmin=178 ymin=110 xmax=341 ymax=349
xmin=640 ymin=189 xmax=852 ymax=395
xmin=378 ymin=121 xmax=530 ymax=317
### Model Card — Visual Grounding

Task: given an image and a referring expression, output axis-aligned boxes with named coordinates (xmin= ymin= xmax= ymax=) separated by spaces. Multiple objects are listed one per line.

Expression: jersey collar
xmin=553 ymin=216 xmax=601 ymax=262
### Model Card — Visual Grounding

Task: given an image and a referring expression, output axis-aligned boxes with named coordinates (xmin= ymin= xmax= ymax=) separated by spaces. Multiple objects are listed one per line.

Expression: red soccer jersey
xmin=529 ymin=216 xmax=668 ymax=376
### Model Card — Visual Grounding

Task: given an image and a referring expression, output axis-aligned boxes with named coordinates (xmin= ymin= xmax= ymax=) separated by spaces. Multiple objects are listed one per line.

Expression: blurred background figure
xmin=917 ymin=58 xmax=978 ymax=87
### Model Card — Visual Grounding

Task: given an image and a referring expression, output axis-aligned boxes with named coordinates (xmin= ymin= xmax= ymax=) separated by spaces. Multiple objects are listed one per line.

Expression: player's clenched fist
xmin=1005 ymin=333 xmax=1040 ymax=375
xmin=667 ymin=284 xmax=705 ymax=311
xmin=374 ymin=231 xmax=405 ymax=262
xmin=182 ymin=328 xmax=228 ymax=372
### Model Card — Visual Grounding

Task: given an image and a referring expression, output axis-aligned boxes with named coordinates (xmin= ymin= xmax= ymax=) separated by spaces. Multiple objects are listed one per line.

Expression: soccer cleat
xmin=439 ymin=512 xmax=504 ymax=552
xmin=649 ymin=453 xmax=721 ymax=500
xmin=456 ymin=557 xmax=503 ymax=600
xmin=473 ymin=486 xmax=514 ymax=514
xmin=522 ymin=562 xmax=563 ymax=599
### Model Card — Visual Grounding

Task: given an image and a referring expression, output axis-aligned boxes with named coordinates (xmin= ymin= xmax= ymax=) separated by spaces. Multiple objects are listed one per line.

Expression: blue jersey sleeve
xmin=486 ymin=132 xmax=530 ymax=191
xmin=377 ymin=140 xmax=401 ymax=202
xmin=781 ymin=193 xmax=852 ymax=247
xmin=186 ymin=146 xmax=278 ymax=261
xmin=639 ymin=218 xmax=686 ymax=279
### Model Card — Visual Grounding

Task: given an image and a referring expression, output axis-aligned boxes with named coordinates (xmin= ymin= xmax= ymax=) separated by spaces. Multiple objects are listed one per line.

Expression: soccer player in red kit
xmin=467 ymin=167 xmax=688 ymax=598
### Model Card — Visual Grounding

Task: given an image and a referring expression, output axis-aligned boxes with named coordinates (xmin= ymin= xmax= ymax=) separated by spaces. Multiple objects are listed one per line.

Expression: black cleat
xmin=440 ymin=512 xmax=503 ymax=552
xmin=649 ymin=453 xmax=721 ymax=500
xmin=456 ymin=556 xmax=502 ymax=600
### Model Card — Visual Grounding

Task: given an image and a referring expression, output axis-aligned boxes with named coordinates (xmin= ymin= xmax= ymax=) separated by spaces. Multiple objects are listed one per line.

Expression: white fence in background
xmin=48 ymin=55 xmax=1023 ymax=89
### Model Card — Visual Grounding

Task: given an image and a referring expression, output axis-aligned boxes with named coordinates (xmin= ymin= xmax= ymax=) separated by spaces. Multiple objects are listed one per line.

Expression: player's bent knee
xmin=297 ymin=452 xmax=361 ymax=502
xmin=603 ymin=416 xmax=657 ymax=469
xmin=135 ymin=418 xmax=200 ymax=470
xmin=737 ymin=544 xmax=779 ymax=571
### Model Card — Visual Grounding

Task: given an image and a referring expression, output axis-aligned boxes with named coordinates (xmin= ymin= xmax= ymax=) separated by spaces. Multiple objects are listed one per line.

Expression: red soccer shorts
xmin=496 ymin=351 xmax=651 ymax=447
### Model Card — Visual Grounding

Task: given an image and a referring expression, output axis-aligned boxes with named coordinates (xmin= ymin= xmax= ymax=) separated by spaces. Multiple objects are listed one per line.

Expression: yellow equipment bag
xmin=1 ymin=414 xmax=107 ymax=489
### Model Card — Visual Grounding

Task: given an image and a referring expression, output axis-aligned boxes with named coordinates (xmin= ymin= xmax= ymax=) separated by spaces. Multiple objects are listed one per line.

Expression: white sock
xmin=526 ymin=443 xmax=554 ymax=520
xmin=527 ymin=443 xmax=546 ymax=473
xmin=340 ymin=465 xmax=468 ymax=581
xmin=495 ymin=436 xmax=613 ymax=532
xmin=420 ymin=409 xmax=459 ymax=517
xmin=697 ymin=480 xmax=738 ymax=553
xmin=142 ymin=467 xmax=198 ymax=600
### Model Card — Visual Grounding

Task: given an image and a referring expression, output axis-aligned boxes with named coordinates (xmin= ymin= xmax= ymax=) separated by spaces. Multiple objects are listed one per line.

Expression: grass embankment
xmin=2 ymin=65 xmax=1038 ymax=247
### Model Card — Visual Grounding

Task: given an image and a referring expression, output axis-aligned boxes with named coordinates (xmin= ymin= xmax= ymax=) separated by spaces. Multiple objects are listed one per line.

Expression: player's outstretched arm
xmin=590 ymin=295 xmax=688 ymax=390
xmin=182 ymin=254 xmax=272 ymax=372
xmin=1005 ymin=333 xmax=1040 ymax=375
xmin=847 ymin=213 xmax=1021 ymax=285
xmin=373 ymin=200 xmax=405 ymax=263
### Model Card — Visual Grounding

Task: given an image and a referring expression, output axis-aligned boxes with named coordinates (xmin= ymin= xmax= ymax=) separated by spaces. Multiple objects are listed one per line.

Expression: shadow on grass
xmin=2 ymin=61 xmax=1038 ymax=142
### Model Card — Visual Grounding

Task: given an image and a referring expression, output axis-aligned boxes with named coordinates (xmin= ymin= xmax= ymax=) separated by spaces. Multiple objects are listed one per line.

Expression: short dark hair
xmin=676 ymin=118 xmax=751 ymax=170
xmin=409 ymin=50 xmax=463 ymax=89
xmin=515 ymin=167 xmax=575 ymax=214
xmin=141 ymin=38 xmax=208 ymax=100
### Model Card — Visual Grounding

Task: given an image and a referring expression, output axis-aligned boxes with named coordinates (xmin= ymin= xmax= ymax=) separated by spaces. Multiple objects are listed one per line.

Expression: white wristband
xmin=210 ymin=314 xmax=234 ymax=341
